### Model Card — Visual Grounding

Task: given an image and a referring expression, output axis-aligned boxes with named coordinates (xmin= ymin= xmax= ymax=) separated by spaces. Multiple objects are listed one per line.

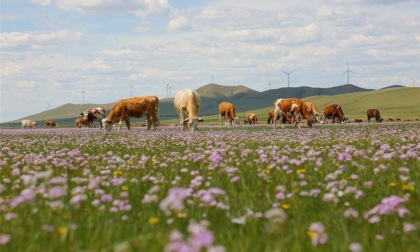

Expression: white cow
xmin=22 ymin=120 xmax=37 ymax=129
xmin=174 ymin=89 xmax=204 ymax=132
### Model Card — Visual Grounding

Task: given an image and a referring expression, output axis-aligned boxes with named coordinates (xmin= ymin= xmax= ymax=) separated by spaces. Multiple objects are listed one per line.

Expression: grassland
xmin=0 ymin=123 xmax=419 ymax=251
xmin=2 ymin=86 xmax=419 ymax=129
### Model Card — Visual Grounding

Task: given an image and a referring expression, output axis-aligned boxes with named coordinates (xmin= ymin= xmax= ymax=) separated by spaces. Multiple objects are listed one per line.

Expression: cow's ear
xmin=198 ymin=118 xmax=204 ymax=122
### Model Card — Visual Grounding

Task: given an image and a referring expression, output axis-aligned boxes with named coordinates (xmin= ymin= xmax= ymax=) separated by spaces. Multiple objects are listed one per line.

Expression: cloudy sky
xmin=1 ymin=0 xmax=419 ymax=122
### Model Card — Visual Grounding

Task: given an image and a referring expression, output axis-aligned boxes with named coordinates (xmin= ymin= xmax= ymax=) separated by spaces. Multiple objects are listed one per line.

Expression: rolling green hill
xmin=1 ymin=84 xmax=418 ymax=129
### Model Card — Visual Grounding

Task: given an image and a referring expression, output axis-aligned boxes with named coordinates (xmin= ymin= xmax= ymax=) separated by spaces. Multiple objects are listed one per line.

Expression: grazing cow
xmin=396 ymin=118 xmax=401 ymax=121
xmin=75 ymin=117 xmax=89 ymax=128
xmin=244 ymin=113 xmax=259 ymax=125
xmin=21 ymin=120 xmax=37 ymax=129
xmin=102 ymin=96 xmax=159 ymax=133
xmin=44 ymin=120 xmax=58 ymax=128
xmin=305 ymin=102 xmax=322 ymax=123
xmin=388 ymin=118 xmax=395 ymax=122
xmin=174 ymin=89 xmax=204 ymax=132
xmin=81 ymin=107 xmax=106 ymax=128
xmin=219 ymin=102 xmax=238 ymax=127
xmin=273 ymin=98 xmax=312 ymax=128
xmin=267 ymin=109 xmax=275 ymax=124
xmin=367 ymin=109 xmax=383 ymax=123
xmin=321 ymin=104 xmax=346 ymax=124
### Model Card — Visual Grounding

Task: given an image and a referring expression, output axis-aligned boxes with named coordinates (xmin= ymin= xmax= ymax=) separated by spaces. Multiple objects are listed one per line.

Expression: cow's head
xmin=101 ymin=118 xmax=113 ymax=132
xmin=183 ymin=117 xmax=204 ymax=132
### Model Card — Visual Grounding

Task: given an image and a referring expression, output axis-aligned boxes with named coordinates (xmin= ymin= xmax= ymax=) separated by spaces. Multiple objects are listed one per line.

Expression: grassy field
xmin=0 ymin=123 xmax=419 ymax=251
xmin=3 ymin=87 xmax=419 ymax=129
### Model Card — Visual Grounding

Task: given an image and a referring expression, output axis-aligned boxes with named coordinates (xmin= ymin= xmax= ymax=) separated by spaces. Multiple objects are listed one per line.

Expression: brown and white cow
xmin=219 ymin=102 xmax=238 ymax=127
xmin=367 ymin=109 xmax=383 ymax=123
xmin=321 ymin=104 xmax=346 ymax=124
xmin=101 ymin=96 xmax=159 ymax=133
xmin=273 ymin=98 xmax=312 ymax=128
xmin=44 ymin=120 xmax=58 ymax=128
xmin=75 ymin=117 xmax=88 ymax=128
xmin=244 ymin=113 xmax=259 ymax=125
xmin=22 ymin=120 xmax=37 ymax=129
xmin=305 ymin=102 xmax=322 ymax=123
xmin=81 ymin=106 xmax=106 ymax=128
xmin=174 ymin=89 xmax=204 ymax=132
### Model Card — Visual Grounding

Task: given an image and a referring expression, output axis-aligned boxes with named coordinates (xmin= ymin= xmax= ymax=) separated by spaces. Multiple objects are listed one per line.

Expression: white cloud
xmin=168 ymin=16 xmax=190 ymax=30
xmin=0 ymin=30 xmax=82 ymax=49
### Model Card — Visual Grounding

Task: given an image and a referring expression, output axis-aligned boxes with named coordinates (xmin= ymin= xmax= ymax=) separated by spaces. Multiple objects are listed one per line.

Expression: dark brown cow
xmin=273 ymin=98 xmax=312 ymax=128
xmin=367 ymin=109 xmax=383 ymax=123
xmin=44 ymin=120 xmax=58 ymax=128
xmin=321 ymin=104 xmax=346 ymax=124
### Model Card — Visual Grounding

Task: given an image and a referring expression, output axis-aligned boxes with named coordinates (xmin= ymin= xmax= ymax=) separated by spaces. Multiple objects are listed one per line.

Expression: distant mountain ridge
xmin=1 ymin=83 xmax=376 ymax=126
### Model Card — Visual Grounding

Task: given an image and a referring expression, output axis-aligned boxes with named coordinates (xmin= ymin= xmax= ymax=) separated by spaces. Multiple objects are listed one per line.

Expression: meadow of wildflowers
xmin=0 ymin=123 xmax=419 ymax=251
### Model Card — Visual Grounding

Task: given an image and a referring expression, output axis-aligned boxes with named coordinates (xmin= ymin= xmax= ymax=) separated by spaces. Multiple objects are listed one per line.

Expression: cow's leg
xmin=146 ymin=115 xmax=152 ymax=130
xmin=125 ymin=119 xmax=131 ymax=131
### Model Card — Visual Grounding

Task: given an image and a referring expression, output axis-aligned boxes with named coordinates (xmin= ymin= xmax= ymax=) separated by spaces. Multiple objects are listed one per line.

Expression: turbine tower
xmin=282 ymin=70 xmax=293 ymax=88
xmin=343 ymin=63 xmax=356 ymax=85
xmin=46 ymin=102 xmax=52 ymax=110
xmin=408 ymin=77 xmax=417 ymax=87
xmin=82 ymin=90 xmax=85 ymax=104
xmin=128 ymin=84 xmax=133 ymax=97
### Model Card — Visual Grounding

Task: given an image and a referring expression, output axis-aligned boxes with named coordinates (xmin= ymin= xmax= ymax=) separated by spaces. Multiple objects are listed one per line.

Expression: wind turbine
xmin=128 ymin=84 xmax=133 ymax=97
xmin=282 ymin=70 xmax=293 ymax=88
xmin=343 ymin=63 xmax=356 ymax=84
xmin=45 ymin=102 xmax=52 ymax=110
xmin=408 ymin=76 xmax=417 ymax=87
xmin=82 ymin=90 xmax=85 ymax=104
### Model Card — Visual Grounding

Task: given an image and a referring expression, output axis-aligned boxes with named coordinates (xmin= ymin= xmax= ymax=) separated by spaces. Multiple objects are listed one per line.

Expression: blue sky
xmin=1 ymin=0 xmax=419 ymax=123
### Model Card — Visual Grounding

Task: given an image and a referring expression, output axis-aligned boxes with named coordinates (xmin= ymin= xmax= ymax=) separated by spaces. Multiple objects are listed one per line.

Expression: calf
xmin=44 ymin=120 xmax=58 ymax=128
xmin=273 ymin=98 xmax=312 ymax=128
xmin=174 ymin=89 xmax=204 ymax=132
xmin=219 ymin=102 xmax=237 ymax=127
xmin=102 ymin=96 xmax=159 ymax=133
xmin=22 ymin=120 xmax=37 ymax=129
xmin=75 ymin=117 xmax=88 ymax=128
xmin=367 ymin=109 xmax=383 ymax=123
xmin=244 ymin=113 xmax=259 ymax=125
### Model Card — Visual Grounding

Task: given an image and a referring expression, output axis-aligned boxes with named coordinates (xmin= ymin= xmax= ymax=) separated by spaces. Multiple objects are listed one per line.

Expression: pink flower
xmin=0 ymin=234 xmax=11 ymax=245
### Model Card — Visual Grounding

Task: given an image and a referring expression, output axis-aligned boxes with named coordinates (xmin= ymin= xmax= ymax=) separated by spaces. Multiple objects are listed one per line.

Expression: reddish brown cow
xmin=267 ymin=109 xmax=275 ymax=124
xmin=273 ymin=98 xmax=312 ymax=128
xmin=321 ymin=104 xmax=346 ymax=124
xmin=102 ymin=96 xmax=159 ymax=133
xmin=44 ymin=120 xmax=58 ymax=128
xmin=219 ymin=102 xmax=237 ymax=127
xmin=367 ymin=109 xmax=383 ymax=123
xmin=75 ymin=117 xmax=88 ymax=128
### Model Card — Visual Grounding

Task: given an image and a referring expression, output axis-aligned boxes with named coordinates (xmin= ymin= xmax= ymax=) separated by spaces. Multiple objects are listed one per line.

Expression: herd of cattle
xmin=21 ymin=88 xmax=397 ymax=132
